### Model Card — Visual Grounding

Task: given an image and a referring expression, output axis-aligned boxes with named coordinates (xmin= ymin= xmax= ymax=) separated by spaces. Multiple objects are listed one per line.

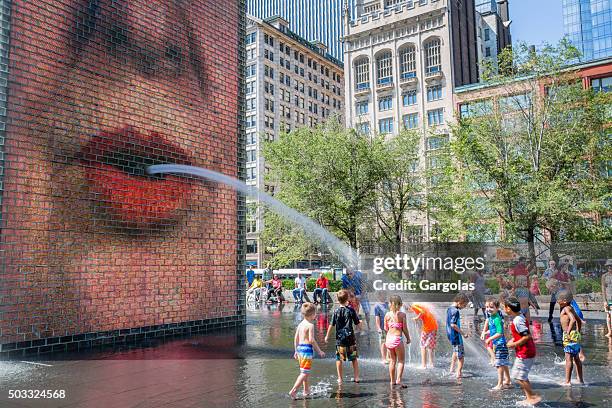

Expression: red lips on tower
xmin=79 ymin=126 xmax=193 ymax=229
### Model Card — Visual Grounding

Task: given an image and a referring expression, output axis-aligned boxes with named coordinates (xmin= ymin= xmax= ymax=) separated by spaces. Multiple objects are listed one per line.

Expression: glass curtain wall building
xmin=563 ymin=0 xmax=612 ymax=61
xmin=246 ymin=0 xmax=356 ymax=61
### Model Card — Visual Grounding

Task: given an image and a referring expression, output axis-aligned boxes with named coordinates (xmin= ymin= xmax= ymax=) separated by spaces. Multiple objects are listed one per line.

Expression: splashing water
xmin=146 ymin=164 xmax=360 ymax=268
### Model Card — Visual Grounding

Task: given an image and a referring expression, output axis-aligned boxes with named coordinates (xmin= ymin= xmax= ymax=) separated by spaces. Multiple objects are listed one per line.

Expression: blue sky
xmin=510 ymin=0 xmax=565 ymax=46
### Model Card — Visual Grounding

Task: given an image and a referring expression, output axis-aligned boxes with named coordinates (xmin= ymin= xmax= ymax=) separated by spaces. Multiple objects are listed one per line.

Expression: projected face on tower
xmin=0 ymin=0 xmax=241 ymax=340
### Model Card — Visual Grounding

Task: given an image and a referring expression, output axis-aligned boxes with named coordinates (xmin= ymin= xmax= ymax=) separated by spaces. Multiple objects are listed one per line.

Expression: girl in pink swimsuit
xmin=384 ymin=295 xmax=411 ymax=387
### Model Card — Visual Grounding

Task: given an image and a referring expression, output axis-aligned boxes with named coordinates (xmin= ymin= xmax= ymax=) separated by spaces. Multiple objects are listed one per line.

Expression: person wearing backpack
xmin=325 ymin=289 xmax=362 ymax=384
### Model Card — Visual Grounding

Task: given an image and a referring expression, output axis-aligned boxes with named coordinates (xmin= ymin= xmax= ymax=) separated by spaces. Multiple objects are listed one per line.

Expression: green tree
xmin=260 ymin=210 xmax=314 ymax=269
xmin=374 ymin=129 xmax=423 ymax=252
xmin=451 ymin=40 xmax=611 ymax=263
xmin=262 ymin=118 xmax=386 ymax=254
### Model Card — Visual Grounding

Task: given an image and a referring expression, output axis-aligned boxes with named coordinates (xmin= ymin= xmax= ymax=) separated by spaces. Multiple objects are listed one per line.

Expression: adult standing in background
xmin=263 ymin=264 xmax=273 ymax=290
xmin=509 ymin=257 xmax=531 ymax=323
xmin=246 ymin=266 xmax=255 ymax=288
xmin=547 ymin=264 xmax=571 ymax=322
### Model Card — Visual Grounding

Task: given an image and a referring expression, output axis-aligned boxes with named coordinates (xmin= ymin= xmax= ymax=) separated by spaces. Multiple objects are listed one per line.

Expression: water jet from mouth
xmin=146 ymin=164 xmax=360 ymax=268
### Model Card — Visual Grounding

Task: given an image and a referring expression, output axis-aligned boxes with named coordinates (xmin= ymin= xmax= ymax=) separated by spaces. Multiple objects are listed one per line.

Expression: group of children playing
xmin=290 ymin=289 xmax=586 ymax=406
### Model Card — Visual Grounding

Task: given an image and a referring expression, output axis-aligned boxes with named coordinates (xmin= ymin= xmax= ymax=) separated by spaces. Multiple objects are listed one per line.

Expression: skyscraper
xmin=246 ymin=0 xmax=356 ymax=60
xmin=563 ymin=0 xmax=612 ymax=61
xmin=244 ymin=16 xmax=345 ymax=267
xmin=343 ymin=0 xmax=511 ymax=241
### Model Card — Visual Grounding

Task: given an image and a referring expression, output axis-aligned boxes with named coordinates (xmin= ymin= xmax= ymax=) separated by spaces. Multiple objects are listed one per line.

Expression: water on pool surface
xmin=239 ymin=302 xmax=612 ymax=407
xmin=1 ymin=303 xmax=611 ymax=407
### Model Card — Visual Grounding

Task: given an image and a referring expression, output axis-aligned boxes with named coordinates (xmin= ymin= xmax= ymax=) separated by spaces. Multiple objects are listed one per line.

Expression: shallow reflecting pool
xmin=1 ymin=303 xmax=611 ymax=407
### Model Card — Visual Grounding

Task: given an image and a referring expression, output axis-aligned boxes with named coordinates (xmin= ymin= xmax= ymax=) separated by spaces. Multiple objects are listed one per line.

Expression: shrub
xmin=306 ymin=278 xmax=316 ymax=291
xmin=282 ymin=279 xmax=294 ymax=290
xmin=575 ymin=278 xmax=601 ymax=294
xmin=485 ymin=278 xmax=499 ymax=294
xmin=329 ymin=280 xmax=343 ymax=292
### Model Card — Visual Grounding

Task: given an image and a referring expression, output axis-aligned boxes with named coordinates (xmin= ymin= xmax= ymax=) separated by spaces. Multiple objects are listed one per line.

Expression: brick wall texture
xmin=0 ymin=0 xmax=245 ymax=352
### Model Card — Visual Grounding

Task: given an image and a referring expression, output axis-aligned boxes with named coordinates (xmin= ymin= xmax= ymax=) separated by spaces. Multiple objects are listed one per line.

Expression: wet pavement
xmin=1 ymin=303 xmax=611 ymax=407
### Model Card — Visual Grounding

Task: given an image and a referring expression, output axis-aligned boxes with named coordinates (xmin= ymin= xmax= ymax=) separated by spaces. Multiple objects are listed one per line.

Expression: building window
xmin=246 ymin=168 xmax=257 ymax=181
xmin=246 ymin=239 xmax=258 ymax=254
xmin=376 ymin=51 xmax=393 ymax=85
xmin=426 ymin=85 xmax=442 ymax=101
xmin=592 ymin=76 xmax=611 ymax=92
xmin=427 ymin=108 xmax=444 ymax=126
xmin=265 ymin=115 xmax=274 ymax=129
xmin=378 ymin=96 xmax=393 ymax=111
xmin=247 ymin=204 xmax=258 ymax=234
xmin=426 ymin=134 xmax=449 ymax=151
xmin=484 ymin=28 xmax=490 ymax=41
xmin=356 ymin=101 xmax=369 ymax=115
xmin=424 ymin=38 xmax=441 ymax=74
xmin=264 ymin=81 xmax=274 ymax=95
xmin=357 ymin=122 xmax=370 ymax=135
xmin=459 ymin=100 xmax=493 ymax=118
xmin=355 ymin=57 xmax=370 ymax=90
xmin=485 ymin=47 xmax=491 ymax=57
xmin=247 ymin=149 xmax=257 ymax=163
xmin=264 ymin=49 xmax=274 ymax=61
xmin=385 ymin=0 xmax=403 ymax=7
xmin=245 ymin=32 xmax=256 ymax=45
xmin=379 ymin=118 xmax=394 ymax=134
xmin=246 ymin=97 xmax=256 ymax=110
xmin=247 ymin=132 xmax=257 ymax=145
xmin=403 ymin=113 xmax=418 ymax=129
xmin=265 ymin=98 xmax=274 ymax=112
xmin=246 ymin=64 xmax=256 ymax=77
xmin=246 ymin=114 xmax=256 ymax=128
xmin=246 ymin=81 xmax=255 ymax=94
xmin=399 ymin=45 xmax=416 ymax=79
xmin=403 ymin=90 xmax=417 ymax=106
xmin=406 ymin=225 xmax=424 ymax=243
xmin=264 ymin=65 xmax=274 ymax=79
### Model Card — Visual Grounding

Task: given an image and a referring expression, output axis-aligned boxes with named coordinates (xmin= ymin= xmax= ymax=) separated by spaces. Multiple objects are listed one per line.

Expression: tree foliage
xmin=447 ymin=40 xmax=611 ymax=262
xmin=262 ymin=118 xmax=386 ymax=255
xmin=374 ymin=129 xmax=423 ymax=251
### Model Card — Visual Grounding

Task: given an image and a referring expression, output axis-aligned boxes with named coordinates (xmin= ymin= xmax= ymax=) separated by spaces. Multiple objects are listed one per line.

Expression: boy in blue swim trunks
xmin=557 ymin=290 xmax=584 ymax=386
xmin=482 ymin=298 xmax=511 ymax=390
xmin=447 ymin=293 xmax=469 ymax=382
xmin=290 ymin=303 xmax=325 ymax=399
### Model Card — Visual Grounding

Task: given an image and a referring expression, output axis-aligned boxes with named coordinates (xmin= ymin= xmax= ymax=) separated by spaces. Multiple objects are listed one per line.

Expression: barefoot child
xmin=557 ymin=290 xmax=584 ymax=386
xmin=410 ymin=303 xmax=438 ymax=369
xmin=603 ymin=261 xmax=612 ymax=338
xmin=374 ymin=291 xmax=390 ymax=364
xmin=290 ymin=303 xmax=325 ymax=399
xmin=446 ymin=293 xmax=469 ymax=381
xmin=385 ymin=295 xmax=411 ymax=387
xmin=505 ymin=297 xmax=541 ymax=406
xmin=325 ymin=289 xmax=361 ymax=384
xmin=481 ymin=310 xmax=496 ymax=366
xmin=481 ymin=298 xmax=511 ymax=390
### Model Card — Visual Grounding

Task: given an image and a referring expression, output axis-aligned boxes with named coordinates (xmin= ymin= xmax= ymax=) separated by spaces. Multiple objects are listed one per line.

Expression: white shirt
xmin=295 ymin=277 xmax=305 ymax=290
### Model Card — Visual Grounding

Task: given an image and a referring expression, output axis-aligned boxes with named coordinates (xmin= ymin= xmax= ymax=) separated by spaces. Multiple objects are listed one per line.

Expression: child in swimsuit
xmin=410 ymin=303 xmax=438 ymax=369
xmin=481 ymin=297 xmax=511 ymax=390
xmin=384 ymin=295 xmax=411 ymax=387
xmin=289 ymin=303 xmax=325 ymax=399
xmin=557 ymin=290 xmax=585 ymax=386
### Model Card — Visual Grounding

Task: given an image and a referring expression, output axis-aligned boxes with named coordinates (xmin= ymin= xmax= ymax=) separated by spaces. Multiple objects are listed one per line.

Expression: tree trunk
xmin=548 ymin=228 xmax=559 ymax=264
xmin=526 ymin=225 xmax=537 ymax=271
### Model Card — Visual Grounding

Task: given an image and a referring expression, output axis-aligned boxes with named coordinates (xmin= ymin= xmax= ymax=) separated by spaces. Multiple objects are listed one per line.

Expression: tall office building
xmin=245 ymin=16 xmax=345 ymax=267
xmin=246 ymin=0 xmax=356 ymax=60
xmin=563 ymin=0 xmax=612 ymax=61
xmin=475 ymin=0 xmax=512 ymax=72
xmin=343 ymin=0 xmax=510 ymax=241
